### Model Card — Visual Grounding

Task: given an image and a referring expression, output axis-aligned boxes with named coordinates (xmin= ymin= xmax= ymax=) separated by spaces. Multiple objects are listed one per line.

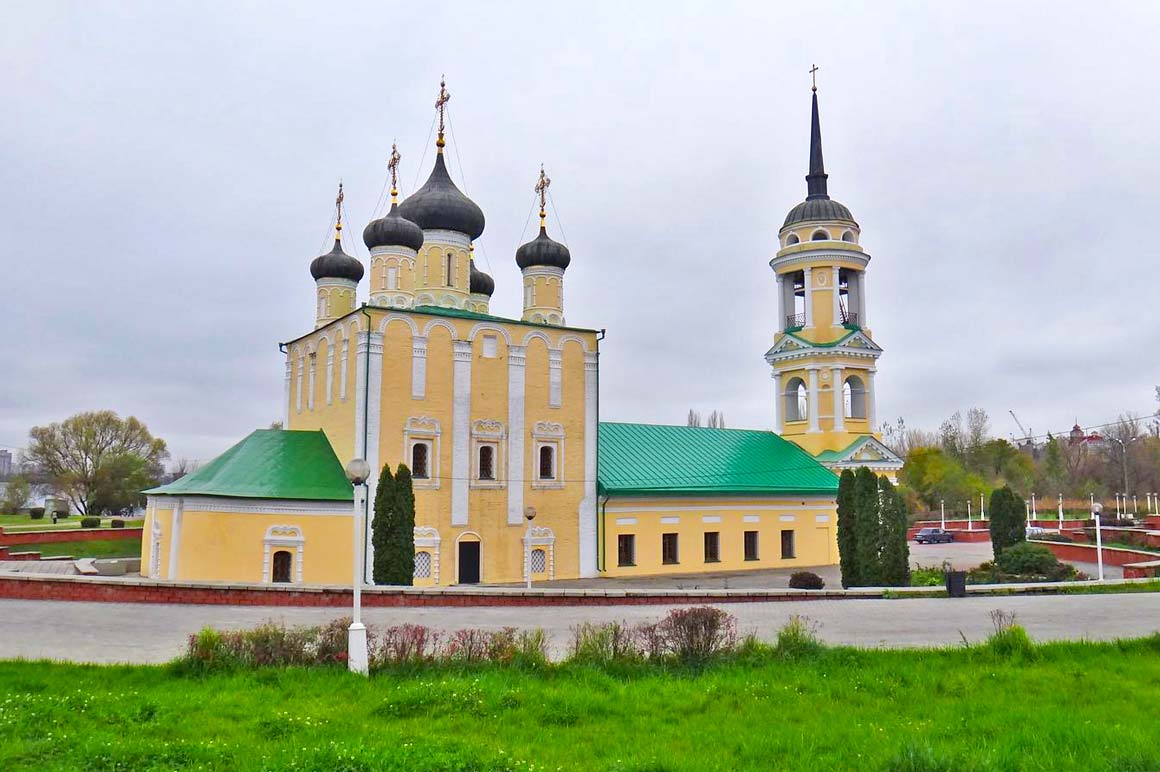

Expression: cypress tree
xmin=371 ymin=464 xmax=396 ymax=584
xmin=877 ymin=475 xmax=911 ymax=586
xmin=988 ymin=485 xmax=1025 ymax=557
xmin=836 ymin=469 xmax=859 ymax=588
xmin=385 ymin=463 xmax=416 ymax=585
xmin=853 ymin=466 xmax=882 ymax=586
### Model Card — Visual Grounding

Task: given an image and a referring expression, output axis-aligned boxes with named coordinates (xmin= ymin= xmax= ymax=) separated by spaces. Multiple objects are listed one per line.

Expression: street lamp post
xmin=940 ymin=499 xmax=945 ymax=530
xmin=1057 ymin=494 xmax=1064 ymax=533
xmin=1092 ymin=502 xmax=1105 ymax=582
xmin=344 ymin=457 xmax=372 ymax=676
xmin=966 ymin=499 xmax=972 ymax=531
xmin=1108 ymin=437 xmax=1139 ymax=513
xmin=523 ymin=506 xmax=537 ymax=590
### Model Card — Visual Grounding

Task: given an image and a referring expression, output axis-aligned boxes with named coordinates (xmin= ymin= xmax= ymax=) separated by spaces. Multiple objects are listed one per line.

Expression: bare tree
xmin=686 ymin=409 xmax=702 ymax=428
xmin=965 ymin=408 xmax=990 ymax=453
xmin=707 ymin=411 xmax=725 ymax=429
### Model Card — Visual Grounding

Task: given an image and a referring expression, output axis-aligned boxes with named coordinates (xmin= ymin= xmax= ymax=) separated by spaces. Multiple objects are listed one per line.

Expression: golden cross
xmin=435 ymin=76 xmax=450 ymax=147
xmin=810 ymin=64 xmax=819 ymax=92
xmin=534 ymin=164 xmax=551 ymax=223
xmin=387 ymin=142 xmax=401 ymax=200
xmin=334 ymin=181 xmax=344 ymax=238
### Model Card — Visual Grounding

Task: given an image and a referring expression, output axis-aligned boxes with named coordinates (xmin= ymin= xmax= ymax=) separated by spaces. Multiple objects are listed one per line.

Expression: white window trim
xmin=262 ymin=525 xmax=305 ymax=584
xmin=414 ymin=526 xmax=441 ymax=583
xmin=521 ymin=525 xmax=556 ymax=580
xmin=404 ymin=416 xmax=442 ymax=489
xmin=531 ymin=421 xmax=565 ymax=489
xmin=470 ymin=419 xmax=506 ymax=489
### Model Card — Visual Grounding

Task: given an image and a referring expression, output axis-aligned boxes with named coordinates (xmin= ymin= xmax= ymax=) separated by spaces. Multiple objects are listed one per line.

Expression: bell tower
xmin=764 ymin=70 xmax=901 ymax=475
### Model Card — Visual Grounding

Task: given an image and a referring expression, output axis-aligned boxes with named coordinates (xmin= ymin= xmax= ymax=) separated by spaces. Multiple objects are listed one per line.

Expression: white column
xmin=307 ymin=354 xmax=316 ymax=410
xmin=506 ymin=345 xmax=527 ymax=526
xmin=283 ymin=359 xmax=291 ymax=428
xmin=166 ymin=498 xmax=184 ymax=580
xmin=410 ymin=335 xmax=428 ymax=399
xmin=775 ymin=274 xmax=785 ymax=328
xmin=861 ymin=272 xmax=870 ymax=328
xmin=831 ymin=366 xmax=844 ymax=431
xmin=339 ymin=337 xmax=349 ymax=400
xmin=803 ymin=267 xmax=814 ymax=328
xmin=548 ymin=349 xmax=563 ymax=408
xmin=771 ymin=371 xmax=783 ymax=433
xmin=579 ymin=352 xmax=599 ymax=577
xmin=831 ymin=266 xmax=841 ymax=325
xmin=866 ymin=369 xmax=877 ymax=430
xmin=295 ymin=354 xmax=304 ymax=413
xmin=362 ymin=332 xmax=383 ymax=583
xmin=325 ymin=348 xmax=335 ymax=405
xmin=451 ymin=340 xmax=472 ymax=526
xmin=807 ymin=367 xmax=820 ymax=433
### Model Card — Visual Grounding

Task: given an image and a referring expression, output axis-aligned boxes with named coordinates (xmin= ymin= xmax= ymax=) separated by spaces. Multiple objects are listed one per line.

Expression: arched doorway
xmin=271 ymin=550 xmax=292 ymax=583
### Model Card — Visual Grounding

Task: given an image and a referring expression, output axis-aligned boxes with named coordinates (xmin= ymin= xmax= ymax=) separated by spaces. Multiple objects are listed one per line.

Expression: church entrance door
xmin=458 ymin=541 xmax=480 ymax=584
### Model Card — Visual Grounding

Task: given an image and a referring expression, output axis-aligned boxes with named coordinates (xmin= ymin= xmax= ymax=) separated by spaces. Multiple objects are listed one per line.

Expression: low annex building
xmin=140 ymin=79 xmax=900 ymax=586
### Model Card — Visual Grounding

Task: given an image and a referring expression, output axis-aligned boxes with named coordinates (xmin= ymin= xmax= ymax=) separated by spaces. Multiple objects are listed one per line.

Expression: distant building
xmin=0 ymin=450 xmax=11 ymax=479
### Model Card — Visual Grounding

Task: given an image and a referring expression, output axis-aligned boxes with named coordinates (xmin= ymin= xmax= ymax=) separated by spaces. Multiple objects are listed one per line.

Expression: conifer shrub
xmin=110 ymin=519 xmax=125 ymax=529
xmin=29 ymin=507 xmax=45 ymax=519
xmin=988 ymin=486 xmax=1026 ymax=557
xmin=80 ymin=517 xmax=101 ymax=528
xmin=788 ymin=570 xmax=825 ymax=590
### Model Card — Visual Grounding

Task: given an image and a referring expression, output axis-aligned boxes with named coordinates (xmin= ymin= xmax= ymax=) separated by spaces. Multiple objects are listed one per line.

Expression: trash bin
xmin=945 ymin=570 xmax=967 ymax=598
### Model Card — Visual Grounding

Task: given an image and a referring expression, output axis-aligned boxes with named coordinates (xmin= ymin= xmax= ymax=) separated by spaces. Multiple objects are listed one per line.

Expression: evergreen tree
xmin=384 ymin=464 xmax=416 ymax=585
xmin=371 ymin=464 xmax=396 ymax=584
xmin=853 ymin=467 xmax=882 ymax=586
xmin=988 ymin=485 xmax=1025 ymax=557
xmin=877 ymin=476 xmax=911 ymax=586
xmin=836 ymin=469 xmax=859 ymax=587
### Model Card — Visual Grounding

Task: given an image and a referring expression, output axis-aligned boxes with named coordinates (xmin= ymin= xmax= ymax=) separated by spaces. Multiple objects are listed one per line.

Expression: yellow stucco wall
xmin=601 ymin=495 xmax=838 ymax=577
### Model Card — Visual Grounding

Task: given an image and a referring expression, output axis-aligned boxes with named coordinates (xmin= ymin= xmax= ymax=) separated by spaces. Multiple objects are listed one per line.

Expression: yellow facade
xmin=601 ymin=496 xmax=838 ymax=577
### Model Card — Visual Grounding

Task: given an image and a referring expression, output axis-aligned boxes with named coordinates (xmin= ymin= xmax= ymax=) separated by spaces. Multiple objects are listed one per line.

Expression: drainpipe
xmin=598 ymin=495 xmax=610 ymax=572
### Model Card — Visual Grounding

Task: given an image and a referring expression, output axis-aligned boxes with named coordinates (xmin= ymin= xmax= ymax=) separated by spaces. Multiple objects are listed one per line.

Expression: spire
xmin=435 ymin=76 xmax=450 ymax=152
xmin=805 ymin=64 xmax=829 ymax=201
xmin=534 ymin=164 xmax=551 ymax=229
xmin=387 ymin=142 xmax=401 ymax=204
xmin=334 ymin=180 xmax=345 ymax=241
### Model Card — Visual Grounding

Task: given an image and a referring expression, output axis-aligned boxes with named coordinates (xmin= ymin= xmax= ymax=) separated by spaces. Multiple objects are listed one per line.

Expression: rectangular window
xmin=411 ymin=442 xmax=430 ymax=479
xmin=481 ymin=334 xmax=498 ymax=358
xmin=413 ymin=551 xmax=432 ymax=578
xmin=617 ymin=534 xmax=635 ymax=567
xmin=781 ymin=529 xmax=796 ymax=559
xmin=662 ymin=533 xmax=679 ymax=565
xmin=703 ymin=531 xmax=720 ymax=563
xmin=744 ymin=530 xmax=759 ymax=561
xmin=446 ymin=253 xmax=454 ymax=287
xmin=478 ymin=444 xmax=495 ymax=481
xmin=386 ymin=266 xmax=398 ymax=290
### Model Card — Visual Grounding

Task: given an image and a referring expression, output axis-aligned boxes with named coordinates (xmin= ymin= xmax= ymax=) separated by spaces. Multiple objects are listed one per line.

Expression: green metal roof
xmin=597 ymin=422 xmax=838 ymax=497
xmin=815 ymin=436 xmax=871 ymax=463
xmin=145 ymin=430 xmax=353 ymax=501
xmin=781 ymin=329 xmax=859 ymax=348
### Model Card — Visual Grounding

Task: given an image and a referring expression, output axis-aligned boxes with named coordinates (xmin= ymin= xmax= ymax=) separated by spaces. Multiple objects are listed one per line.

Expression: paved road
xmin=1 ymin=592 xmax=1156 ymax=664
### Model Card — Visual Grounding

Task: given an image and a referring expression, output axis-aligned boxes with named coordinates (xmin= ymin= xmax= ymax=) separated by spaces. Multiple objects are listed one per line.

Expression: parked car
xmin=914 ymin=527 xmax=954 ymax=544
xmin=1025 ymin=526 xmax=1048 ymax=538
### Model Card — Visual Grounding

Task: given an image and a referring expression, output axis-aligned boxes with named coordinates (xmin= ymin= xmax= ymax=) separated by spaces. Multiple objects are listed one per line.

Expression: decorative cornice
xmin=471 ymin=419 xmax=506 ymax=438
xmin=421 ymin=229 xmax=471 ymax=248
xmin=532 ymin=420 xmax=564 ymax=438
xmin=369 ymin=245 xmax=418 ymax=259
xmin=405 ymin=416 xmax=442 ymax=435
xmin=769 ymin=250 xmax=870 ymax=273
xmin=523 ymin=265 xmax=565 ymax=279
xmin=452 ymin=340 xmax=473 ymax=361
xmin=146 ymin=496 xmax=351 ymax=515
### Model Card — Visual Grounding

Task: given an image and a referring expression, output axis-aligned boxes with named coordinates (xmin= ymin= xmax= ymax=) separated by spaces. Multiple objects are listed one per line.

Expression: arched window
xmin=786 ymin=233 xmax=800 ymax=246
xmin=539 ymin=445 xmax=556 ymax=480
xmin=271 ymin=550 xmax=292 ymax=583
xmin=811 ymin=229 xmax=830 ymax=241
xmin=412 ymin=442 xmax=430 ymax=479
xmin=841 ymin=230 xmax=856 ymax=243
xmin=478 ymin=445 xmax=495 ymax=480
xmin=445 ymin=253 xmax=454 ymax=286
xmin=844 ymin=375 xmax=867 ymax=419
xmin=784 ymin=377 xmax=809 ymax=422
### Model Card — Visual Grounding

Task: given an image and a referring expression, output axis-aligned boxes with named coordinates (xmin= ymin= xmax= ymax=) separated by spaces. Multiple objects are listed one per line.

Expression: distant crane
xmin=1009 ymin=410 xmax=1033 ymax=448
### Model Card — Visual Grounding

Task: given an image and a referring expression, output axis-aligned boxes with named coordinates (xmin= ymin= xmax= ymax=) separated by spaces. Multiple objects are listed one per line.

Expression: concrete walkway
xmin=0 ymin=592 xmax=1156 ymax=664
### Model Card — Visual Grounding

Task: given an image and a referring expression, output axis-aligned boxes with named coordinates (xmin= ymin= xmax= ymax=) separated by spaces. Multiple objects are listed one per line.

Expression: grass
xmin=26 ymin=539 xmax=138 ymax=560
xmin=1 ymin=636 xmax=1159 ymax=771
xmin=0 ymin=515 xmax=137 ymax=533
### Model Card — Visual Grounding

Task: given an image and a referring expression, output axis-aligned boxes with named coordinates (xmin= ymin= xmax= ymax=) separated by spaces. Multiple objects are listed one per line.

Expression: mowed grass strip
xmin=26 ymin=539 xmax=138 ymax=560
xmin=1 ymin=637 xmax=1158 ymax=771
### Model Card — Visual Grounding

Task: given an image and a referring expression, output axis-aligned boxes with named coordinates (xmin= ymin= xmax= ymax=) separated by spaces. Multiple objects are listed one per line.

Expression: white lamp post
xmin=1031 ymin=493 xmax=1037 ymax=521
xmin=523 ymin=506 xmax=537 ymax=590
xmin=980 ymin=492 xmax=986 ymax=521
xmin=966 ymin=499 xmax=972 ymax=531
xmin=940 ymin=499 xmax=945 ymax=530
xmin=344 ymin=457 xmax=372 ymax=676
xmin=1057 ymin=494 xmax=1064 ymax=533
xmin=1092 ymin=502 xmax=1105 ymax=582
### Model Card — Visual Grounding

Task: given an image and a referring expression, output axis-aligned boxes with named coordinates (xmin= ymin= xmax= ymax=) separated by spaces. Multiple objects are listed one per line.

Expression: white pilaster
xmin=307 ymin=354 xmax=316 ymax=411
xmin=507 ymin=345 xmax=527 ymax=526
xmin=325 ymin=348 xmax=334 ymax=405
xmin=283 ymin=359 xmax=291 ymax=428
xmin=363 ymin=332 xmax=383 ymax=583
xmin=451 ymin=340 xmax=472 ymax=526
xmin=807 ymin=367 xmax=820 ymax=433
xmin=771 ymin=371 xmax=783 ymax=433
xmin=831 ymin=266 xmax=841 ymax=324
xmin=775 ymin=274 xmax=785 ymax=327
xmin=411 ymin=335 xmax=428 ymax=400
xmin=861 ymin=272 xmax=870 ymax=328
xmin=832 ymin=366 xmax=844 ymax=431
xmin=579 ymin=352 xmax=599 ymax=577
xmin=167 ymin=498 xmax=183 ymax=580
xmin=866 ymin=369 xmax=877 ymax=430
xmin=803 ymin=267 xmax=814 ymax=328
xmin=295 ymin=354 xmax=304 ymax=414
xmin=548 ymin=349 xmax=563 ymax=408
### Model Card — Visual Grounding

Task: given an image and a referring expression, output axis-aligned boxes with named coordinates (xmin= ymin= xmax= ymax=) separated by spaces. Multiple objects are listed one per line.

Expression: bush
xmin=569 ymin=621 xmax=641 ymax=665
xmin=986 ymin=610 xmax=1036 ymax=658
xmin=111 ymin=519 xmax=126 ymax=529
xmin=997 ymin=543 xmax=1060 ymax=575
xmin=374 ymin=623 xmax=440 ymax=666
xmin=910 ymin=562 xmax=951 ymax=587
xmin=788 ymin=571 xmax=825 ymax=590
xmin=80 ymin=517 xmax=101 ymax=529
xmin=29 ymin=508 xmax=45 ymax=520
xmin=1035 ymin=532 xmax=1072 ymax=543
xmin=656 ymin=606 xmax=737 ymax=663
xmin=775 ymin=615 xmax=824 ymax=660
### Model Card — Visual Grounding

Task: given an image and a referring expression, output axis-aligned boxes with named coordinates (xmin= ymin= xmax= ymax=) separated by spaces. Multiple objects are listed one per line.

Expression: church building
xmin=141 ymin=76 xmax=900 ymax=586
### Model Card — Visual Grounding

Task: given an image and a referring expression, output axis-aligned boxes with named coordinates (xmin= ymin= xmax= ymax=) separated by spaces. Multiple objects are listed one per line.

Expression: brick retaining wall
xmin=1035 ymin=540 xmax=1159 ymax=568
xmin=0 ymin=527 xmax=142 ymax=547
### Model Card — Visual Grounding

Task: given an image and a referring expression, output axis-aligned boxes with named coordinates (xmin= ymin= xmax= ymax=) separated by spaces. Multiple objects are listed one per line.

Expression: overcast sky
xmin=3 ymin=2 xmax=1158 ymax=464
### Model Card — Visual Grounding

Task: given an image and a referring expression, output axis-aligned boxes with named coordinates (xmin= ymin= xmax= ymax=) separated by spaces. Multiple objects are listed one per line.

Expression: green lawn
xmin=30 ymin=539 xmax=139 ymax=560
xmin=1 ymin=638 xmax=1158 ymax=771
xmin=0 ymin=514 xmax=135 ymax=532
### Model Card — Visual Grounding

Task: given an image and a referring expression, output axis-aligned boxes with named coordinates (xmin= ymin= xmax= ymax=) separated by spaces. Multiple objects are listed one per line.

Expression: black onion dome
xmin=469 ymin=260 xmax=495 ymax=296
xmin=363 ymin=201 xmax=424 ymax=251
xmin=310 ymin=238 xmax=364 ymax=282
xmin=397 ymin=153 xmax=485 ymax=239
xmin=515 ymin=226 xmax=571 ymax=270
